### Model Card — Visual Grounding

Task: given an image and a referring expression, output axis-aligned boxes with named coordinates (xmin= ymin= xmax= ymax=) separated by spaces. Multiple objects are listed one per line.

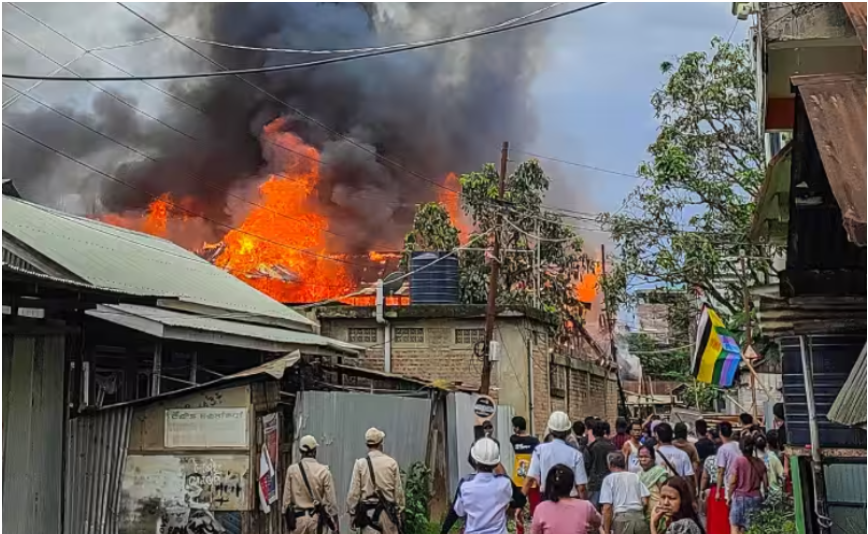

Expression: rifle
xmin=298 ymin=461 xmax=338 ymax=534
xmin=352 ymin=456 xmax=403 ymax=534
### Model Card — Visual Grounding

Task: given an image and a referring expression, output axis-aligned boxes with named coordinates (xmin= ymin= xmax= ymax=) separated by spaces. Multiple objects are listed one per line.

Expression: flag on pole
xmin=691 ymin=305 xmax=742 ymax=387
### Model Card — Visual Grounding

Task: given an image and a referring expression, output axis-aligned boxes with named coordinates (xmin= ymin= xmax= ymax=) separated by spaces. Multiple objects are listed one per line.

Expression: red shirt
xmin=612 ymin=432 xmax=629 ymax=451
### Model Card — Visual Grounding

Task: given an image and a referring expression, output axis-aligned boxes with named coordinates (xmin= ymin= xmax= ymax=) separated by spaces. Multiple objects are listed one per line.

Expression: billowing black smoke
xmin=4 ymin=3 xmax=546 ymax=252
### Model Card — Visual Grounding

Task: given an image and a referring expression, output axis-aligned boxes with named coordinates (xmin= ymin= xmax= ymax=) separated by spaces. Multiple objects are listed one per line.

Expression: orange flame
xmin=439 ymin=172 xmax=472 ymax=242
xmin=97 ymin=118 xmax=458 ymax=305
xmin=575 ymin=262 xmax=601 ymax=304
xmin=210 ymin=125 xmax=354 ymax=303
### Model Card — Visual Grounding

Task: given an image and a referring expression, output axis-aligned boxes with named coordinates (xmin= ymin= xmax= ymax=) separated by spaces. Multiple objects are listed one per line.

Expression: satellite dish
xmin=382 ymin=271 xmax=405 ymax=295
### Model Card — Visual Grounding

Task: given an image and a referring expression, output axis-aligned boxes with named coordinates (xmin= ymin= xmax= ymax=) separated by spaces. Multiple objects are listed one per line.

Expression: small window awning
xmin=792 ymin=73 xmax=867 ymax=246
xmin=86 ymin=303 xmax=363 ymax=356
xmin=828 ymin=343 xmax=867 ymax=429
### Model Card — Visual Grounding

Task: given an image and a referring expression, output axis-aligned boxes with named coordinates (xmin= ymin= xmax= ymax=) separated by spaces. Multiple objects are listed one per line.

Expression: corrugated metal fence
xmin=293 ymin=390 xmax=432 ymax=531
xmin=64 ymin=407 xmax=133 ymax=534
xmin=2 ymin=334 xmax=66 ymax=534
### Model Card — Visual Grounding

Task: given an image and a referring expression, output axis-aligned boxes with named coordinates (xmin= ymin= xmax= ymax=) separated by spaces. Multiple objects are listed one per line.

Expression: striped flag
xmin=691 ymin=305 xmax=742 ymax=387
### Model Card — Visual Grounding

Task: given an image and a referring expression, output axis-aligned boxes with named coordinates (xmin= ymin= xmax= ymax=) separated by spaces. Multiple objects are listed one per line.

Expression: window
xmin=348 ymin=327 xmax=378 ymax=344
xmin=455 ymin=328 xmax=485 ymax=345
xmin=394 ymin=328 xmax=425 ymax=344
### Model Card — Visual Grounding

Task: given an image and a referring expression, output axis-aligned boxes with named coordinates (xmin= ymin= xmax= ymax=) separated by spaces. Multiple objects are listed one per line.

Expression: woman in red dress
xmin=700 ymin=446 xmax=730 ymax=534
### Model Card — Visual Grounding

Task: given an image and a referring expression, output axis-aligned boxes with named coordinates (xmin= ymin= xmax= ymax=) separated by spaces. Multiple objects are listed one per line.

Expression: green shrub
xmin=745 ymin=497 xmax=796 ymax=534
xmin=402 ymin=462 xmax=433 ymax=534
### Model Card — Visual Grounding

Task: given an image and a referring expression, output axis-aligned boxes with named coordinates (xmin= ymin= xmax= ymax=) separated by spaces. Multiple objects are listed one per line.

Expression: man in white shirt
xmin=522 ymin=411 xmax=589 ymax=499
xmin=715 ymin=421 xmax=741 ymax=501
xmin=454 ymin=438 xmax=515 ymax=534
xmin=653 ymin=422 xmax=696 ymax=497
xmin=600 ymin=451 xmax=650 ymax=534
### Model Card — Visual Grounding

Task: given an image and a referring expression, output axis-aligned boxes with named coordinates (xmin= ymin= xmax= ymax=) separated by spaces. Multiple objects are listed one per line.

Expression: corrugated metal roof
xmin=757 ymin=295 xmax=867 ymax=337
xmin=99 ymin=351 xmax=303 ymax=410
xmin=828 ymin=344 xmax=867 ymax=428
xmin=87 ymin=303 xmax=361 ymax=355
xmin=843 ymin=2 xmax=867 ymax=50
xmin=2 ymin=196 xmax=313 ymax=328
xmin=792 ymin=73 xmax=867 ymax=246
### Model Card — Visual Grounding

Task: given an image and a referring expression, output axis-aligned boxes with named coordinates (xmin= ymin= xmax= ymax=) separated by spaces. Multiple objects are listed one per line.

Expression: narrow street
xmin=2 ymin=3 xmax=865 ymax=534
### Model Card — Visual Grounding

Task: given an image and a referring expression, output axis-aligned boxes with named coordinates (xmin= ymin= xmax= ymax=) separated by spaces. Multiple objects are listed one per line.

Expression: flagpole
xmin=741 ymin=256 xmax=758 ymax=420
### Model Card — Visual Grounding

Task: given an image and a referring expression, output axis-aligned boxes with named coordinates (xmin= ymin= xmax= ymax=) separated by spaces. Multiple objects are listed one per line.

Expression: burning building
xmin=3 ymin=3 xmax=552 ymax=303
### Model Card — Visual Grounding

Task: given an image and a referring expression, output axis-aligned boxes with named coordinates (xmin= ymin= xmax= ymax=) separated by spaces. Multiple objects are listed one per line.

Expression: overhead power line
xmin=2 ymin=2 xmax=606 ymax=81
xmin=2 ymin=122 xmax=366 ymax=267
xmin=509 ymin=148 xmax=647 ymax=181
xmin=175 ymin=3 xmax=562 ymax=55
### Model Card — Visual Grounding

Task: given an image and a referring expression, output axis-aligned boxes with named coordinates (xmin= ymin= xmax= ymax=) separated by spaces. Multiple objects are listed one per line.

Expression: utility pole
xmin=741 ymin=256 xmax=758 ymax=419
xmin=480 ymin=141 xmax=508 ymax=395
xmin=601 ymin=244 xmax=630 ymax=418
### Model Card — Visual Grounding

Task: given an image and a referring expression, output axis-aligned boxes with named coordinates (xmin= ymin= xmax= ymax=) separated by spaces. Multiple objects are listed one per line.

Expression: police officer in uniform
xmin=283 ymin=435 xmax=339 ymax=534
xmin=347 ymin=428 xmax=405 ymax=534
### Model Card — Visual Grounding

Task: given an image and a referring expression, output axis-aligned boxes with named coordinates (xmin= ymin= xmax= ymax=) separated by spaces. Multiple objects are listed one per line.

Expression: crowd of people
xmin=443 ymin=410 xmax=788 ymax=534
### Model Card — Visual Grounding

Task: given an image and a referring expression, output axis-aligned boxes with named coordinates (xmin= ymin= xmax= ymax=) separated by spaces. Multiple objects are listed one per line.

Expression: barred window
xmin=394 ymin=328 xmax=425 ymax=344
xmin=455 ymin=328 xmax=485 ymax=345
xmin=348 ymin=327 xmax=378 ymax=344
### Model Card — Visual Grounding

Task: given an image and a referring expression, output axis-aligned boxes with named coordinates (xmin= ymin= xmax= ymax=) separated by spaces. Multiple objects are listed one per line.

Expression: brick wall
xmin=320 ymin=314 xmax=618 ymax=436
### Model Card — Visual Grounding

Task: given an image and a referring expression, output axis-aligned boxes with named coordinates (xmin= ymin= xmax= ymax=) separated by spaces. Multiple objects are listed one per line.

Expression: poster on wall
xmin=260 ymin=413 xmax=279 ymax=506
xmin=118 ymin=454 xmax=250 ymax=534
xmin=165 ymin=408 xmax=249 ymax=448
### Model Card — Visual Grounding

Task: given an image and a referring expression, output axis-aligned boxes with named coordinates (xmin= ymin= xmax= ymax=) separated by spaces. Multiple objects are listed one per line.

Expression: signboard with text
xmin=165 ymin=408 xmax=249 ymax=449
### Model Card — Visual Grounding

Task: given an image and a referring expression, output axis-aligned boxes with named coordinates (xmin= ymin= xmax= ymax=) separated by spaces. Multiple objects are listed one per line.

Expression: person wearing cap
xmin=347 ymin=427 xmax=405 ymax=534
xmin=522 ymin=411 xmax=588 ymax=500
xmin=283 ymin=435 xmax=339 ymax=534
xmin=452 ymin=437 xmax=515 ymax=534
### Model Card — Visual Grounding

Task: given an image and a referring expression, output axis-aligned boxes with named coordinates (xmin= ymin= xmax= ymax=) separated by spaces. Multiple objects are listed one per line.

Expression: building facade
xmin=747 ymin=4 xmax=866 ymax=534
xmin=315 ymin=304 xmax=619 ymax=436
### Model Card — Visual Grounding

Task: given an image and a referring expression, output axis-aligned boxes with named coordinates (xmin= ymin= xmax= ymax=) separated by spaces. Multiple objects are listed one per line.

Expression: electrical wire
xmin=3 ymin=5 xmax=462 ymax=215
xmin=504 ymin=216 xmax=578 ymax=243
xmin=112 ymin=2 xmax=493 ymax=198
xmin=2 ymin=83 xmax=365 ymax=243
xmin=509 ymin=149 xmax=647 ymax=181
xmin=2 ymin=122 xmax=367 ymax=267
xmin=2 ymin=27 xmax=197 ymax=142
xmin=293 ymin=229 xmax=494 ymax=309
xmin=2 ymin=3 xmax=606 ymax=81
xmin=173 ymin=3 xmax=562 ymax=55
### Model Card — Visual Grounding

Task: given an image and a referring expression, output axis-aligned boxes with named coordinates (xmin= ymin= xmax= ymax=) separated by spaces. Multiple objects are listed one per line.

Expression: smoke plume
xmin=3 ymin=3 xmax=547 ymax=252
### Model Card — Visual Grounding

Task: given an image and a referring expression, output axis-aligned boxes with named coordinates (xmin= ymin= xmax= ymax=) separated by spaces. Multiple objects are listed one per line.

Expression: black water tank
xmin=781 ymin=334 xmax=866 ymax=448
xmin=410 ymin=251 xmax=459 ymax=304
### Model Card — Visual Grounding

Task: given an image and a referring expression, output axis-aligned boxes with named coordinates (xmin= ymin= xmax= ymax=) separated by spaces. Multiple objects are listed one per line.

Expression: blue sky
xmin=528 ymin=3 xmax=747 ymax=225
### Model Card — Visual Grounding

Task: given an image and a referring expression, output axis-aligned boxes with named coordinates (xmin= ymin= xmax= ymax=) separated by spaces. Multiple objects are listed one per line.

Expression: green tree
xmin=459 ymin=160 xmax=591 ymax=330
xmin=400 ymin=202 xmax=460 ymax=267
xmin=600 ymin=37 xmax=770 ymax=321
xmin=402 ymin=160 xmax=595 ymax=343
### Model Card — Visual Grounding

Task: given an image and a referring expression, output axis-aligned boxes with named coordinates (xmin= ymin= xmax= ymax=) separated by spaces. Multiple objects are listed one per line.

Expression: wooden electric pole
xmin=601 ymin=244 xmax=630 ymax=418
xmin=480 ymin=141 xmax=509 ymax=395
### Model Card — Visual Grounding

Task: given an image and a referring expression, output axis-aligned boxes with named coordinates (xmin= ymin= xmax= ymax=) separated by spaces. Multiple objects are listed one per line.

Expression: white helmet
xmin=470 ymin=437 xmax=501 ymax=466
xmin=547 ymin=411 xmax=572 ymax=433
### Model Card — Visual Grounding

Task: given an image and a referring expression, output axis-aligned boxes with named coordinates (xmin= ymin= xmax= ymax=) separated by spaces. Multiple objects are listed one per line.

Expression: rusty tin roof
xmin=843 ymin=2 xmax=867 ymax=50
xmin=792 ymin=73 xmax=867 ymax=246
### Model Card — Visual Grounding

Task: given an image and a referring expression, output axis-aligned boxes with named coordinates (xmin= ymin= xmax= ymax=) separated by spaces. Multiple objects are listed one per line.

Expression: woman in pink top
xmin=532 ymin=464 xmax=601 ymax=534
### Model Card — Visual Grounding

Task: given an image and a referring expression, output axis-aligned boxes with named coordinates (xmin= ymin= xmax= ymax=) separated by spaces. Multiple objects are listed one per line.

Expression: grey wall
xmin=293 ymin=390 xmax=432 ymax=531
xmin=2 ymin=334 xmax=66 ymax=534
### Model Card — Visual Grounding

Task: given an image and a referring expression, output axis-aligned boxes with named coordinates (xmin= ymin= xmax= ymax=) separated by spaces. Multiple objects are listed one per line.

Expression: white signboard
xmin=165 ymin=408 xmax=249 ymax=449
